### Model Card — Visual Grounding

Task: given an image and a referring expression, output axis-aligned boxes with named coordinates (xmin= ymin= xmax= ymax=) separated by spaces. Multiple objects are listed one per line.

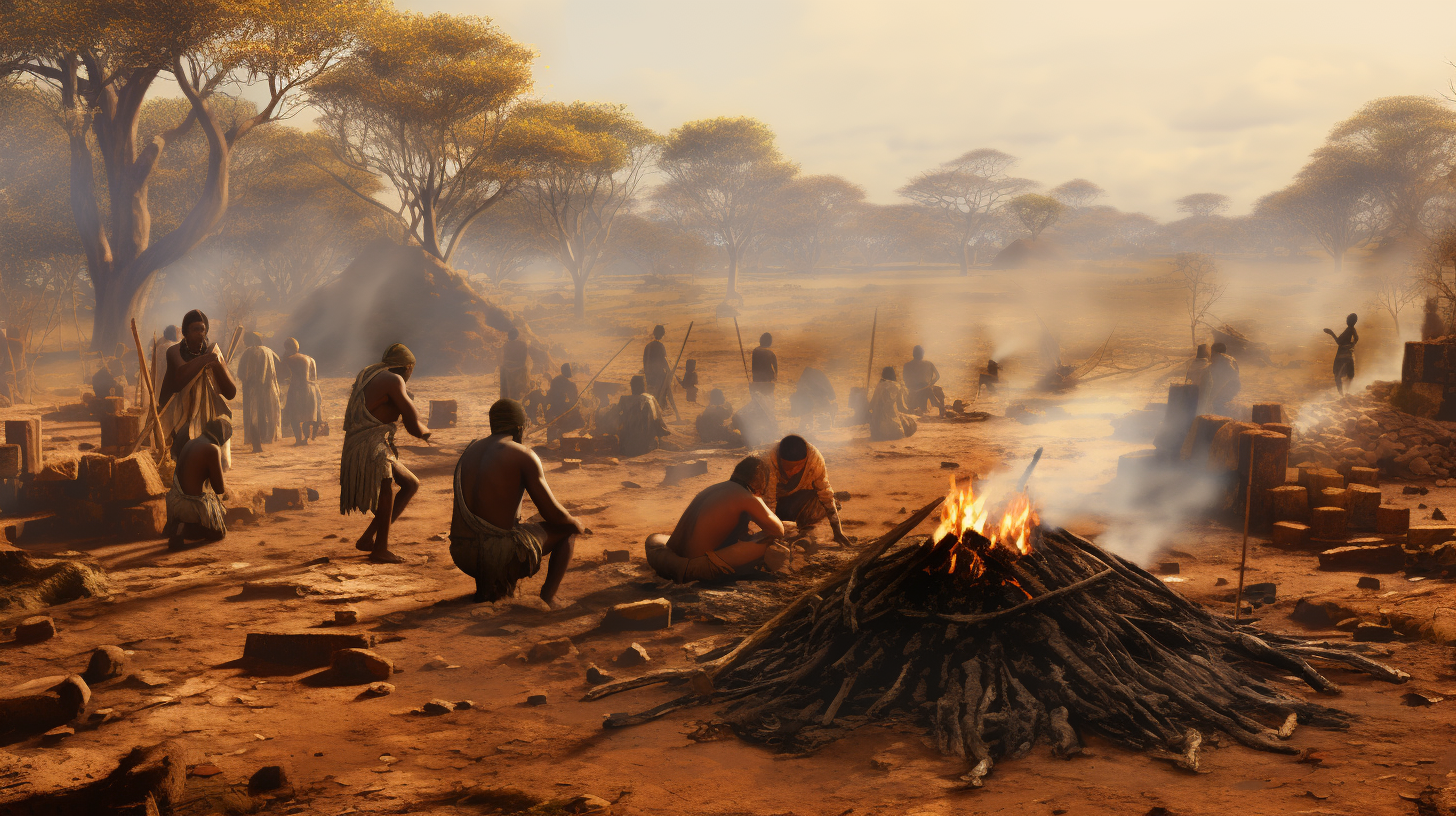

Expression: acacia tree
xmin=766 ymin=174 xmax=865 ymax=273
xmin=0 ymin=0 xmax=373 ymax=350
xmin=1049 ymin=178 xmax=1105 ymax=209
xmin=452 ymin=196 xmax=542 ymax=288
xmin=898 ymin=148 xmax=1035 ymax=275
xmin=1006 ymin=193 xmax=1066 ymax=240
xmin=1174 ymin=252 xmax=1223 ymax=350
xmin=1320 ymin=95 xmax=1456 ymax=242
xmin=310 ymin=10 xmax=536 ymax=264
xmin=1254 ymin=150 xmax=1381 ymax=272
xmin=654 ymin=117 xmax=796 ymax=300
xmin=605 ymin=213 xmax=715 ymax=280
xmin=513 ymin=101 xmax=658 ymax=317
xmin=1175 ymin=193 xmax=1232 ymax=218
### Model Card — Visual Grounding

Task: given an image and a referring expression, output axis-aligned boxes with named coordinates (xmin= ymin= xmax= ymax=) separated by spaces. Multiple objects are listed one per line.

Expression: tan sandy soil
xmin=3 ymin=259 xmax=1454 ymax=815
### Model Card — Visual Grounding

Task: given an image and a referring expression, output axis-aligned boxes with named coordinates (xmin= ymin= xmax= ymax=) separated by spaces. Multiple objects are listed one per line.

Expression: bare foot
xmin=369 ymin=550 xmax=405 ymax=564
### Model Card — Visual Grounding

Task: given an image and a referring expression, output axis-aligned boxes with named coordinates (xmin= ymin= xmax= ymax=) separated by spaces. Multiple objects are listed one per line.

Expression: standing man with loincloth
xmin=645 ymin=456 xmax=789 ymax=583
xmin=544 ymin=364 xmax=583 ymax=444
xmin=340 ymin=343 xmax=429 ymax=564
xmin=870 ymin=366 xmax=919 ymax=441
xmin=238 ymin=332 xmax=282 ymax=454
xmin=450 ymin=400 xmax=582 ymax=605
xmin=617 ymin=374 xmax=671 ymax=456
xmin=1324 ymin=313 xmax=1358 ymax=396
xmin=165 ymin=417 xmax=231 ymax=550
xmin=281 ymin=338 xmax=324 ymax=445
xmin=902 ymin=345 xmax=946 ymax=417
xmin=499 ymin=327 xmax=530 ymax=402
xmin=643 ymin=324 xmax=676 ymax=415
xmin=751 ymin=332 xmax=778 ymax=406
xmin=754 ymin=434 xmax=851 ymax=548
xmin=156 ymin=310 xmax=238 ymax=465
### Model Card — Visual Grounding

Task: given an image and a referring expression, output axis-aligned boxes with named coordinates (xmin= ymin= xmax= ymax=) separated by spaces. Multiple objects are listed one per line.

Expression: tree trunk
xmin=574 ymin=275 xmax=586 ymax=319
xmin=1332 ymin=250 xmax=1343 ymax=274
xmin=958 ymin=243 xmax=970 ymax=276
xmin=726 ymin=244 xmax=740 ymax=300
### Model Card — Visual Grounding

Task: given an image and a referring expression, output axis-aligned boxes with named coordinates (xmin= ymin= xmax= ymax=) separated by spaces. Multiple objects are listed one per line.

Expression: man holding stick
xmin=156 ymin=310 xmax=238 ymax=465
xmin=643 ymin=325 xmax=677 ymax=417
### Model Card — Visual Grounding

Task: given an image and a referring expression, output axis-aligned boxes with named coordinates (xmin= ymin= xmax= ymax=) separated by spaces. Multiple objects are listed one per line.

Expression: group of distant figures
xmin=1185 ymin=312 xmax=1361 ymax=413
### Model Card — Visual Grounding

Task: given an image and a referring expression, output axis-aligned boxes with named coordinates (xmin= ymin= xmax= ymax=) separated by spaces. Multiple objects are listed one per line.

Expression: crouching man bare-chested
xmin=340 ymin=344 xmax=429 ymax=564
xmin=450 ymin=399 xmax=581 ymax=606
xmin=165 ymin=417 xmax=231 ymax=549
xmin=645 ymin=457 xmax=790 ymax=583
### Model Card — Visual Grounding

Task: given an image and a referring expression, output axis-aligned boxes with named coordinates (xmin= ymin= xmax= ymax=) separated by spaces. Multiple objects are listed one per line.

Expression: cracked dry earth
xmin=4 ymin=262 xmax=1456 ymax=815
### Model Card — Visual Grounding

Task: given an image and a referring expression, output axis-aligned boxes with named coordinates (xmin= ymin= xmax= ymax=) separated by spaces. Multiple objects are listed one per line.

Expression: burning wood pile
xmin=587 ymin=480 xmax=1409 ymax=787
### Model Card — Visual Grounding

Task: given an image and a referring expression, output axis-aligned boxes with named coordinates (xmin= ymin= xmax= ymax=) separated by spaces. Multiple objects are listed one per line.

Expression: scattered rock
xmin=242 ymin=632 xmax=375 ymax=669
xmin=41 ymin=725 xmax=74 ymax=745
xmin=248 ymin=765 xmax=289 ymax=793
xmin=602 ymin=598 xmax=672 ymax=631
xmin=1214 ymin=577 xmax=1228 ymax=586
xmin=0 ymin=675 xmax=90 ymax=735
xmin=1353 ymin=622 xmax=1397 ymax=643
xmin=603 ymin=549 xmax=631 ymax=563
xmin=621 ymin=481 xmax=641 ymax=489
xmin=364 ymin=682 xmax=394 ymax=697
xmin=1357 ymin=576 xmax=1381 ymax=590
xmin=454 ymin=700 xmax=474 ymax=711
xmin=330 ymin=648 xmax=393 ymax=683
xmin=1403 ymin=691 xmax=1445 ymax=707
xmin=121 ymin=672 xmax=172 ymax=689
xmin=1291 ymin=599 xmax=1346 ymax=628
xmin=334 ymin=609 xmax=359 ymax=625
xmin=1436 ymin=508 xmax=1448 ymax=521
xmin=526 ymin=638 xmax=577 ymax=664
xmin=1317 ymin=542 xmax=1404 ymax=573
xmin=615 ymin=643 xmax=650 ymax=667
xmin=1242 ymin=582 xmax=1276 ymax=604
xmin=16 ymin=615 xmax=56 ymax=644
xmin=1404 ymin=486 xmax=1423 ymax=495
xmin=428 ymin=533 xmax=447 ymax=542
xmin=306 ymin=488 xmax=320 ymax=502
xmin=1335 ymin=617 xmax=1361 ymax=631
xmin=525 ymin=691 xmax=548 ymax=706
xmin=188 ymin=763 xmax=223 ymax=778
xmin=421 ymin=655 xmax=457 ymax=671
xmin=422 ymin=699 xmax=454 ymax=715
xmin=564 ymin=794 xmax=611 ymax=813
xmin=1409 ymin=526 xmax=1456 ymax=548
xmin=585 ymin=664 xmax=615 ymax=685
xmin=940 ymin=461 xmax=960 ymax=469
xmin=82 ymin=645 xmax=128 ymax=684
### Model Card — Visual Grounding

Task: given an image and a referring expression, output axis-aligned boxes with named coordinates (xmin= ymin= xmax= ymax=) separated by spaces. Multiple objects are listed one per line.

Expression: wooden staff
xmin=1 ymin=329 xmax=16 ymax=405
xmin=658 ymin=320 xmax=693 ymax=421
xmin=733 ymin=316 xmax=750 ymax=382
xmin=863 ymin=307 xmax=878 ymax=393
xmin=527 ymin=335 xmax=635 ymax=440
xmin=1234 ymin=459 xmax=1253 ymax=624
xmin=223 ymin=325 xmax=244 ymax=365
xmin=130 ymin=318 xmax=168 ymax=458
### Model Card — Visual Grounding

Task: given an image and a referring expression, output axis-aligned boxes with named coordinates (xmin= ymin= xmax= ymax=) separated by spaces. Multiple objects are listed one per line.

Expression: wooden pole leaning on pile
xmin=583 ymin=496 xmax=946 ymax=706
xmin=1235 ymin=460 xmax=1253 ymax=624
xmin=526 ymin=335 xmax=636 ymax=440
xmin=129 ymin=318 xmax=168 ymax=458
xmin=732 ymin=316 xmax=750 ymax=382
xmin=658 ymin=320 xmax=693 ymax=421
xmin=223 ymin=325 xmax=244 ymax=365
xmin=864 ymin=307 xmax=878 ymax=392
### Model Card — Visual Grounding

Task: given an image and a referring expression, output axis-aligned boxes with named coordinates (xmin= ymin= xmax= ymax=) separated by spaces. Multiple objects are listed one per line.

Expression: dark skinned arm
xmin=158 ymin=344 xmax=237 ymax=406
xmin=207 ymin=445 xmax=227 ymax=498
xmin=386 ymin=375 xmax=430 ymax=441
xmin=745 ymin=493 xmax=786 ymax=538
xmin=523 ymin=451 xmax=584 ymax=534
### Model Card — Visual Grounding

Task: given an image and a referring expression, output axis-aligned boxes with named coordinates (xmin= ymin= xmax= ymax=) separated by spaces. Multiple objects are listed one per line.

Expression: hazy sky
xmin=399 ymin=0 xmax=1456 ymax=220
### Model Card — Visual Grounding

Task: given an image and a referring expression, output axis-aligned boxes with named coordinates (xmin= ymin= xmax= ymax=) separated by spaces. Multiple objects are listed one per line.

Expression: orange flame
xmin=932 ymin=476 xmax=1039 ymax=566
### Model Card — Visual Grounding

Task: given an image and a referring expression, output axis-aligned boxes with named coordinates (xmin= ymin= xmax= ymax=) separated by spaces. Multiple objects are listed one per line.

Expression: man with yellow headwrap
xmin=450 ymin=399 xmax=582 ymax=605
xmin=238 ymin=332 xmax=282 ymax=454
xmin=166 ymin=416 xmax=231 ymax=549
xmin=281 ymin=337 xmax=323 ymax=445
xmin=340 ymin=343 xmax=430 ymax=564
xmin=155 ymin=309 xmax=238 ymax=465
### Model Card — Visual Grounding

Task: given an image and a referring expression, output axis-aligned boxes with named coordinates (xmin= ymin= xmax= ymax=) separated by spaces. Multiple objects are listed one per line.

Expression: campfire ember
xmin=587 ymin=493 xmax=1410 ymax=787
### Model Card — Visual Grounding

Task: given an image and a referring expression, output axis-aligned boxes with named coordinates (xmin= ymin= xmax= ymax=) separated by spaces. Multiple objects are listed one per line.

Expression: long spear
xmin=527 ymin=335 xmax=635 ymax=440
xmin=863 ymin=307 xmax=878 ymax=392
xmin=733 ymin=316 xmax=750 ymax=382
xmin=129 ymin=318 xmax=168 ymax=458
xmin=658 ymin=320 xmax=693 ymax=421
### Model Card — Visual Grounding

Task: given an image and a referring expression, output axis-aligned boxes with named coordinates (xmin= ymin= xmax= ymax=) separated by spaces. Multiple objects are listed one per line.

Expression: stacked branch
xmin=586 ymin=499 xmax=1408 ymax=787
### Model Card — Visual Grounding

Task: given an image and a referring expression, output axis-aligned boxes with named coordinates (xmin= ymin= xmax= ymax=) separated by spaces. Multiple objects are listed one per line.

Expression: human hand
xmin=832 ymin=528 xmax=852 ymax=547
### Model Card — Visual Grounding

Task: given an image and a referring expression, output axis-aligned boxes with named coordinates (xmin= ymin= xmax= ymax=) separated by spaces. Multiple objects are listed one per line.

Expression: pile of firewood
xmin=587 ymin=499 xmax=1409 ymax=787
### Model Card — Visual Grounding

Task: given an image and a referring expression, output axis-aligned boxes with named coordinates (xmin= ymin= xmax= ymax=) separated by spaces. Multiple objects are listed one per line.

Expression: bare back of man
xmin=453 ymin=433 xmax=581 ymax=604
xmin=169 ymin=435 xmax=226 ymax=546
xmin=660 ymin=480 xmax=785 ymax=568
xmin=354 ymin=369 xmax=427 ymax=561
xmin=283 ymin=352 xmax=317 ymax=442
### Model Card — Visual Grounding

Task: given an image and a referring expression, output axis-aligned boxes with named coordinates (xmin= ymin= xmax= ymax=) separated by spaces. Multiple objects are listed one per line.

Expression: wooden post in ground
xmin=129 ymin=319 xmax=168 ymax=458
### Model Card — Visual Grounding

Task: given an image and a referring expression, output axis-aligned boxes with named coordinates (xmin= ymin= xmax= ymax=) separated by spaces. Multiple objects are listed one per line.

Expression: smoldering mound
xmin=283 ymin=239 xmax=553 ymax=377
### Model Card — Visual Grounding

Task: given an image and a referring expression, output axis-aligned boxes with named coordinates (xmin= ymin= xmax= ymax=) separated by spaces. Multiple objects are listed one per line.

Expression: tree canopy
xmin=898 ymin=148 xmax=1035 ymax=274
xmin=1006 ymin=193 xmax=1066 ymax=241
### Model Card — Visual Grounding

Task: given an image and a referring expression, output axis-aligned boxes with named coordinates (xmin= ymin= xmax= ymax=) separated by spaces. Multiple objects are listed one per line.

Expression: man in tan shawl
xmin=870 ymin=366 xmax=918 ymax=441
xmin=166 ymin=416 xmax=231 ymax=550
xmin=450 ymin=399 xmax=582 ymax=605
xmin=340 ymin=343 xmax=430 ymax=564
xmin=645 ymin=456 xmax=790 ymax=583
xmin=618 ymin=374 xmax=670 ymax=457
xmin=544 ymin=363 xmax=583 ymax=444
xmin=281 ymin=337 xmax=324 ymax=445
xmin=156 ymin=309 xmax=238 ymax=466
xmin=238 ymin=332 xmax=282 ymax=454
xmin=499 ymin=327 xmax=530 ymax=401
xmin=753 ymin=434 xmax=851 ymax=547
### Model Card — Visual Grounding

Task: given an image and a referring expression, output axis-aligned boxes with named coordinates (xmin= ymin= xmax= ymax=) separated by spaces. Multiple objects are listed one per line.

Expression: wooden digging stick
xmin=130 ymin=319 xmax=168 ymax=458
xmin=658 ymin=320 xmax=693 ymax=421
xmin=733 ymin=316 xmax=750 ymax=382
xmin=527 ymin=335 xmax=636 ymax=440
xmin=864 ymin=307 xmax=878 ymax=393
xmin=223 ymin=325 xmax=244 ymax=365
xmin=1235 ymin=459 xmax=1254 ymax=624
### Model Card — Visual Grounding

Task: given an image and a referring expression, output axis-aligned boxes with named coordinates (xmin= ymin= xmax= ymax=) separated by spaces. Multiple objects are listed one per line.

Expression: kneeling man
xmin=645 ymin=457 xmax=790 ymax=583
xmin=166 ymin=417 xmax=231 ymax=549
xmin=450 ymin=399 xmax=582 ymax=605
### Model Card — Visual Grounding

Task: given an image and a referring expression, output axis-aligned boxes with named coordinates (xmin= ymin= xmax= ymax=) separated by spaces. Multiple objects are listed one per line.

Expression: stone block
xmin=112 ymin=454 xmax=165 ymax=503
xmin=242 ymin=632 xmax=375 ymax=668
xmin=16 ymin=615 xmax=56 ymax=643
xmin=1409 ymin=525 xmax=1456 ymax=548
xmin=602 ymin=598 xmax=671 ymax=631
xmin=115 ymin=500 xmax=166 ymax=540
xmin=4 ymin=418 xmax=41 ymax=476
xmin=1318 ymin=542 xmax=1405 ymax=573
xmin=0 ymin=444 xmax=20 ymax=479
xmin=1376 ymin=505 xmax=1411 ymax=535
xmin=330 ymin=648 xmax=393 ymax=683
xmin=264 ymin=487 xmax=307 ymax=513
xmin=83 ymin=645 xmax=128 ymax=684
